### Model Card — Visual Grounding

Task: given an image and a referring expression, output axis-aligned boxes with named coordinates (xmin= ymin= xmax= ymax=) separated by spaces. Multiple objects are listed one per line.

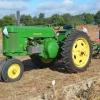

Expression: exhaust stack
xmin=16 ymin=11 xmax=20 ymax=26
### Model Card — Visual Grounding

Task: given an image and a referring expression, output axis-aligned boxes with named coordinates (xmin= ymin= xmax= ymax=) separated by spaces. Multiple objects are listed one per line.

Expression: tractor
xmin=0 ymin=12 xmax=92 ymax=82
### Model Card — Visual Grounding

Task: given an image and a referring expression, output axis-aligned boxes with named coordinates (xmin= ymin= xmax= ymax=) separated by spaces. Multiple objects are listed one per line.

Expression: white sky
xmin=0 ymin=0 xmax=99 ymax=18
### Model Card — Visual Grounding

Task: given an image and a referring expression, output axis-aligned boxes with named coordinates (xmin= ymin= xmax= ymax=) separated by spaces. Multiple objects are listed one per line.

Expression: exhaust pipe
xmin=16 ymin=11 xmax=20 ymax=26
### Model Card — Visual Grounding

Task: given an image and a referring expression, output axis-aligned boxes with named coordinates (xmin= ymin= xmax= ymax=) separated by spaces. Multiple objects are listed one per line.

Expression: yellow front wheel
xmin=2 ymin=58 xmax=24 ymax=82
xmin=8 ymin=64 xmax=21 ymax=79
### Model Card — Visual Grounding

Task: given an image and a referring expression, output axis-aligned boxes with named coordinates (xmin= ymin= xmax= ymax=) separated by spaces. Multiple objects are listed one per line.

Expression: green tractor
xmin=0 ymin=13 xmax=92 ymax=82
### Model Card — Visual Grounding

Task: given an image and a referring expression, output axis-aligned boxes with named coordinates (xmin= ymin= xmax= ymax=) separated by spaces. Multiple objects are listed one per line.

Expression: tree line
xmin=0 ymin=10 xmax=100 ymax=27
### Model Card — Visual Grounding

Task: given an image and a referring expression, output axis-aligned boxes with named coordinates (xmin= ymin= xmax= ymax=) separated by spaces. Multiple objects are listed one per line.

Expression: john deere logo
xmin=33 ymin=33 xmax=42 ymax=35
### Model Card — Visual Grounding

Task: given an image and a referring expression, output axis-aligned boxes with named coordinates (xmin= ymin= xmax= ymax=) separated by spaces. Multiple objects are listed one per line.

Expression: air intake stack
xmin=16 ymin=11 xmax=20 ymax=26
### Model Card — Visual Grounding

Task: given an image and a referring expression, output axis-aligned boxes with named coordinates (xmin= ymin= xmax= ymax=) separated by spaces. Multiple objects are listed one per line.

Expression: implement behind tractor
xmin=0 ymin=12 xmax=92 ymax=82
xmin=92 ymin=38 xmax=100 ymax=58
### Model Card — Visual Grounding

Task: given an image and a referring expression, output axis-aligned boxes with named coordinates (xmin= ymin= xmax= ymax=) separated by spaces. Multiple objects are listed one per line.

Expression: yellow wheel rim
xmin=72 ymin=38 xmax=90 ymax=68
xmin=41 ymin=58 xmax=53 ymax=64
xmin=8 ymin=64 xmax=21 ymax=79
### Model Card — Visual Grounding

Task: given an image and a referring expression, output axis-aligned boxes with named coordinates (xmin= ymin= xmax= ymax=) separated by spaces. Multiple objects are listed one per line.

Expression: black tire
xmin=0 ymin=59 xmax=6 ymax=81
xmin=30 ymin=55 xmax=55 ymax=68
xmin=61 ymin=30 xmax=92 ymax=73
xmin=1 ymin=58 xmax=24 ymax=82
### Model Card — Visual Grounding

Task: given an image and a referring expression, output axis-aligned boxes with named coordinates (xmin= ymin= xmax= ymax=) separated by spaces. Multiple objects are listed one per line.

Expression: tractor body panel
xmin=56 ymin=29 xmax=74 ymax=42
xmin=6 ymin=26 xmax=55 ymax=37
xmin=2 ymin=25 xmax=74 ymax=59
xmin=2 ymin=25 xmax=59 ymax=58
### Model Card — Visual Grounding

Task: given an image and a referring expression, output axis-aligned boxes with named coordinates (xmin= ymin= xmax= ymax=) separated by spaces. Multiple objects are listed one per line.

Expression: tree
xmin=51 ymin=14 xmax=60 ymax=19
xmin=20 ymin=14 xmax=26 ymax=24
xmin=59 ymin=16 xmax=65 ymax=25
xmin=20 ymin=15 xmax=34 ymax=25
xmin=94 ymin=10 xmax=100 ymax=24
xmin=51 ymin=14 xmax=63 ymax=26
xmin=0 ymin=19 xmax=4 ymax=27
xmin=33 ymin=16 xmax=38 ymax=25
xmin=38 ymin=13 xmax=45 ymax=25
xmin=62 ymin=13 xmax=72 ymax=25
xmin=3 ymin=15 xmax=16 ymax=26
xmin=39 ymin=13 xmax=44 ymax=19
xmin=85 ymin=13 xmax=94 ymax=24
xmin=73 ymin=14 xmax=86 ymax=25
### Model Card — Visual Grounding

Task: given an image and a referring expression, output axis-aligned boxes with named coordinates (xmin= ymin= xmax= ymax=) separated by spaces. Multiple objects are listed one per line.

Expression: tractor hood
xmin=3 ymin=26 xmax=55 ymax=38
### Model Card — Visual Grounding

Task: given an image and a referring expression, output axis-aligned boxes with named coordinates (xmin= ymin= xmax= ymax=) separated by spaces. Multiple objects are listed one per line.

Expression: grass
xmin=76 ymin=81 xmax=100 ymax=100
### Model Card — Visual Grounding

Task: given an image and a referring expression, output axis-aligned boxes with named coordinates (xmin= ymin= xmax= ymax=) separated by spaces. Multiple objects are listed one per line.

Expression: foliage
xmin=0 ymin=19 xmax=4 ymax=27
xmin=38 ymin=13 xmax=45 ymax=25
xmin=20 ymin=14 xmax=34 ymax=25
xmin=73 ymin=14 xmax=86 ymax=25
xmin=94 ymin=10 xmax=100 ymax=24
xmin=62 ymin=13 xmax=72 ymax=25
xmin=3 ymin=15 xmax=16 ymax=26
xmin=85 ymin=13 xmax=94 ymax=24
xmin=0 ymin=10 xmax=100 ymax=26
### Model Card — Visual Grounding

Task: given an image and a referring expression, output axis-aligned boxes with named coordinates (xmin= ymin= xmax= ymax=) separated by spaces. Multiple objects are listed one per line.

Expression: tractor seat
xmin=63 ymin=25 xmax=73 ymax=30
xmin=93 ymin=38 xmax=100 ymax=42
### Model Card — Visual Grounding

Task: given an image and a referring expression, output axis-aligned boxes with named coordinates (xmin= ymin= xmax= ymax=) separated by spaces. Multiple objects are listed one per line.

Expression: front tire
xmin=61 ymin=30 xmax=92 ymax=73
xmin=0 ymin=59 xmax=6 ymax=81
xmin=2 ymin=58 xmax=24 ymax=82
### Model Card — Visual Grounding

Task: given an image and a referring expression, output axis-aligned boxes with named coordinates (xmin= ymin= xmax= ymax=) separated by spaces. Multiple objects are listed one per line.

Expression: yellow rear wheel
xmin=72 ymin=38 xmax=90 ymax=68
xmin=61 ymin=30 xmax=92 ymax=73
xmin=41 ymin=58 xmax=53 ymax=64
xmin=30 ymin=55 xmax=55 ymax=68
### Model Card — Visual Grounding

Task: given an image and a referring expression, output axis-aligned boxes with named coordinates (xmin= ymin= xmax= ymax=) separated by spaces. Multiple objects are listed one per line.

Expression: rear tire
xmin=61 ymin=30 xmax=92 ymax=73
xmin=2 ymin=58 xmax=24 ymax=82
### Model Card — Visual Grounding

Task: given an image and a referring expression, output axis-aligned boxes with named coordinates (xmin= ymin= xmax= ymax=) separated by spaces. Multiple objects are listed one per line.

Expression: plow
xmin=92 ymin=38 xmax=100 ymax=58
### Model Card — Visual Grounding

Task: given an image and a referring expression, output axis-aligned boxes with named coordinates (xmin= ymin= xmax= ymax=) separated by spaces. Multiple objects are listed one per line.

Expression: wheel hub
xmin=8 ymin=64 xmax=20 ymax=79
xmin=12 ymin=69 xmax=17 ymax=74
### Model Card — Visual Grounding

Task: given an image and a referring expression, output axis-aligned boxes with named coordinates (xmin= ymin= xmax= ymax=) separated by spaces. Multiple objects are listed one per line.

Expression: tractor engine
xmin=27 ymin=38 xmax=59 ymax=58
xmin=2 ymin=25 xmax=59 ymax=59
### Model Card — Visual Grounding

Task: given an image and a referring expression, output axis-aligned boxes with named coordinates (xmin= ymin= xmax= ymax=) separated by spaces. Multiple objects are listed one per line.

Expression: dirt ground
xmin=0 ymin=25 xmax=100 ymax=100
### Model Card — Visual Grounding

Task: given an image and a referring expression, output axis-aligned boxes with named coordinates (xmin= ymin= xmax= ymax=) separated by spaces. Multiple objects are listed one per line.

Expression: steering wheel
xmin=51 ymin=18 xmax=61 ymax=30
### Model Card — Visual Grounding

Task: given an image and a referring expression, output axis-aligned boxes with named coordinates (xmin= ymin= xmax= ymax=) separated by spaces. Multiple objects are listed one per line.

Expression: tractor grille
xmin=8 ymin=33 xmax=18 ymax=50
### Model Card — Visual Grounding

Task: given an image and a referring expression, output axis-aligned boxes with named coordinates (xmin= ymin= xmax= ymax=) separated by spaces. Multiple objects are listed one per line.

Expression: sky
xmin=0 ymin=0 xmax=100 ymax=18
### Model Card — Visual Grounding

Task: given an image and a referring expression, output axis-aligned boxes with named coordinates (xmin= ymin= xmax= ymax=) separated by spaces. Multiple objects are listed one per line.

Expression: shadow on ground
xmin=92 ymin=53 xmax=100 ymax=59
xmin=22 ymin=59 xmax=38 ymax=71
xmin=22 ymin=59 xmax=68 ymax=74
xmin=49 ymin=61 xmax=68 ymax=74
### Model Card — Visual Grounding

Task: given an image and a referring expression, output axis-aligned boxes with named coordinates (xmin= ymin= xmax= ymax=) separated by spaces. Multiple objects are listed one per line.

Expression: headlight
xmin=3 ymin=27 xmax=9 ymax=37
